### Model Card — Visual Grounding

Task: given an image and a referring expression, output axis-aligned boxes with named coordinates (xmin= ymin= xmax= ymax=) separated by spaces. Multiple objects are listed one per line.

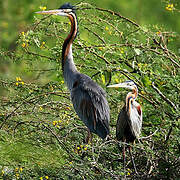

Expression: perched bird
xmin=108 ymin=80 xmax=142 ymax=174
xmin=36 ymin=3 xmax=110 ymax=142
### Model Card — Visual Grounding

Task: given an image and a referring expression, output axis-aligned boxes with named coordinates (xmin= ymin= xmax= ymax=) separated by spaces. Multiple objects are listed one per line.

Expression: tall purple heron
xmin=36 ymin=3 xmax=110 ymax=142
xmin=108 ymin=80 xmax=142 ymax=174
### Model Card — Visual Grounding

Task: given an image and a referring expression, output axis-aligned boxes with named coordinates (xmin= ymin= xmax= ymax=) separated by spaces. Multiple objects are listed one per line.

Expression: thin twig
xmin=32 ymin=14 xmax=52 ymax=31
xmin=152 ymin=82 xmax=177 ymax=110
xmin=83 ymin=26 xmax=106 ymax=44
xmin=43 ymin=124 xmax=74 ymax=159
xmin=26 ymin=49 xmax=56 ymax=61
xmin=164 ymin=126 xmax=173 ymax=143
xmin=140 ymin=128 xmax=159 ymax=140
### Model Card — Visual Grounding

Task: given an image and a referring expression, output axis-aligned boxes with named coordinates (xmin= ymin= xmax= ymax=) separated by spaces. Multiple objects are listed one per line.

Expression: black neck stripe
xmin=62 ymin=13 xmax=77 ymax=71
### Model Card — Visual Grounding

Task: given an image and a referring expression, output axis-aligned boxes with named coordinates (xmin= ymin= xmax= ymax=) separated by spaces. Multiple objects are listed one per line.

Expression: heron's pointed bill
xmin=107 ymin=82 xmax=135 ymax=90
xmin=36 ymin=9 xmax=67 ymax=16
xmin=107 ymin=83 xmax=126 ymax=88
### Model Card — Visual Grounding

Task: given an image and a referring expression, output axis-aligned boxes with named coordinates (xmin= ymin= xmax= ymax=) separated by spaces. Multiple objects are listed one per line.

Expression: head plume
xmin=59 ymin=3 xmax=76 ymax=12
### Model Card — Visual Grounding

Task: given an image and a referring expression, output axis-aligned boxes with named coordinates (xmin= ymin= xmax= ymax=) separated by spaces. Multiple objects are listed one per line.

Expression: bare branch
xmin=152 ymin=82 xmax=177 ymax=110
xmin=140 ymin=128 xmax=159 ymax=140
xmin=43 ymin=124 xmax=74 ymax=159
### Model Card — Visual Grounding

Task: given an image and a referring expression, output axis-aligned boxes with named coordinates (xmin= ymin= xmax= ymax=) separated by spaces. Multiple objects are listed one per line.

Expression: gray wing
xmin=129 ymin=101 xmax=142 ymax=138
xmin=116 ymin=105 xmax=128 ymax=141
xmin=71 ymin=74 xmax=110 ymax=139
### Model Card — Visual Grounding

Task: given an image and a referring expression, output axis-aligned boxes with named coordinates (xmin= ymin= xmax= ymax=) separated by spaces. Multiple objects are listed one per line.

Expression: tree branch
xmin=152 ymin=82 xmax=177 ymax=110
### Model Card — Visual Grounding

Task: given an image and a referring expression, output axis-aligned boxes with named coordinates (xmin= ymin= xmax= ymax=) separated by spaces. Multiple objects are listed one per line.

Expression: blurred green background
xmin=1 ymin=0 xmax=180 ymax=50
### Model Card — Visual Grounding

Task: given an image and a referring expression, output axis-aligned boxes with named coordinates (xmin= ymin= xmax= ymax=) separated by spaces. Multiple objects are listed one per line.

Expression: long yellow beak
xmin=36 ymin=9 xmax=67 ymax=16
xmin=108 ymin=81 xmax=136 ymax=91
xmin=107 ymin=83 xmax=126 ymax=88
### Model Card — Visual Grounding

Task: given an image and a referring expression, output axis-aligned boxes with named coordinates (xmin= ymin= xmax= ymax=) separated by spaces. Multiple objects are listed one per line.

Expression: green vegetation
xmin=0 ymin=1 xmax=179 ymax=179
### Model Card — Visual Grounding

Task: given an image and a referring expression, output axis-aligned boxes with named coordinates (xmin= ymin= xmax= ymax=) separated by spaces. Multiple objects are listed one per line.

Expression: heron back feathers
xmin=71 ymin=73 xmax=110 ymax=139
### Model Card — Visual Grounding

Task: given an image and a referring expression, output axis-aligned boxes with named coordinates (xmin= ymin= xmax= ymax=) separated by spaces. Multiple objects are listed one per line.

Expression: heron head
xmin=107 ymin=80 xmax=137 ymax=90
xmin=36 ymin=3 xmax=75 ymax=17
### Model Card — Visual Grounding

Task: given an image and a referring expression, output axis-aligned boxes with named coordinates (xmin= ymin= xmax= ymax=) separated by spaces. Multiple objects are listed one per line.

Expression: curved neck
xmin=62 ymin=12 xmax=78 ymax=90
xmin=126 ymin=87 xmax=138 ymax=111
xmin=62 ymin=13 xmax=77 ymax=66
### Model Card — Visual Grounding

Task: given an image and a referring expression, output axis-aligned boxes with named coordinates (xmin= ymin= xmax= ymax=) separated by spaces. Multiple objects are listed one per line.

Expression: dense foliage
xmin=0 ymin=2 xmax=179 ymax=179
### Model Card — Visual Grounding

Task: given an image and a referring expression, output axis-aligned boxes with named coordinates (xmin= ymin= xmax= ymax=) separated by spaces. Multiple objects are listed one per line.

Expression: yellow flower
xmin=127 ymin=168 xmax=131 ymax=172
xmin=108 ymin=31 xmax=112 ymax=35
xmin=156 ymin=31 xmax=161 ymax=35
xmin=1 ymin=170 xmax=4 ymax=175
xmin=22 ymin=42 xmax=26 ymax=48
xmin=120 ymin=48 xmax=124 ymax=54
xmin=53 ymin=121 xmax=57 ymax=126
xmin=22 ymin=42 xmax=28 ymax=48
xmin=16 ymin=77 xmax=25 ymax=85
xmin=105 ymin=26 xmax=109 ymax=31
xmin=40 ymin=41 xmax=46 ymax=49
xmin=39 ymin=106 xmax=43 ymax=111
xmin=69 ymin=161 xmax=73 ymax=164
xmin=40 ymin=177 xmax=43 ymax=180
xmin=19 ymin=167 xmax=23 ymax=172
xmin=101 ymin=74 xmax=105 ymax=84
xmin=137 ymin=63 xmax=141 ymax=68
xmin=167 ymin=4 xmax=174 ymax=9
xmin=45 ymin=176 xmax=49 ymax=179
xmin=66 ymin=107 xmax=71 ymax=110
xmin=77 ymin=146 xmax=80 ymax=150
xmin=165 ymin=4 xmax=174 ymax=11
xmin=21 ymin=31 xmax=25 ymax=36
xmin=84 ymin=147 xmax=87 ymax=151
xmin=127 ymin=172 xmax=130 ymax=176
xmin=98 ymin=47 xmax=103 ymax=51
xmin=141 ymin=91 xmax=146 ymax=95
xmin=115 ymin=78 xmax=119 ymax=83
xmin=39 ymin=6 xmax=47 ymax=11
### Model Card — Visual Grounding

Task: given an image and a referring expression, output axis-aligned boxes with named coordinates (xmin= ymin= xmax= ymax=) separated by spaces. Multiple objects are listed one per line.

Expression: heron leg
xmin=123 ymin=142 xmax=126 ymax=167
xmin=128 ymin=146 xmax=138 ymax=174
xmin=122 ymin=139 xmax=126 ymax=178
xmin=85 ymin=129 xmax=93 ymax=144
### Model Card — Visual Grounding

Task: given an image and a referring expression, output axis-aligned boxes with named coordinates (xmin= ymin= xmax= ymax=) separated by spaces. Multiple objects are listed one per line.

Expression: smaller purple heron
xmin=108 ymin=80 xmax=142 ymax=174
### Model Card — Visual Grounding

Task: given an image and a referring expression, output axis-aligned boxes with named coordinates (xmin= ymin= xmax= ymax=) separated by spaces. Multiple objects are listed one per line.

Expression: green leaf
xmin=101 ymin=74 xmax=106 ymax=84
xmin=142 ymin=76 xmax=152 ymax=87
